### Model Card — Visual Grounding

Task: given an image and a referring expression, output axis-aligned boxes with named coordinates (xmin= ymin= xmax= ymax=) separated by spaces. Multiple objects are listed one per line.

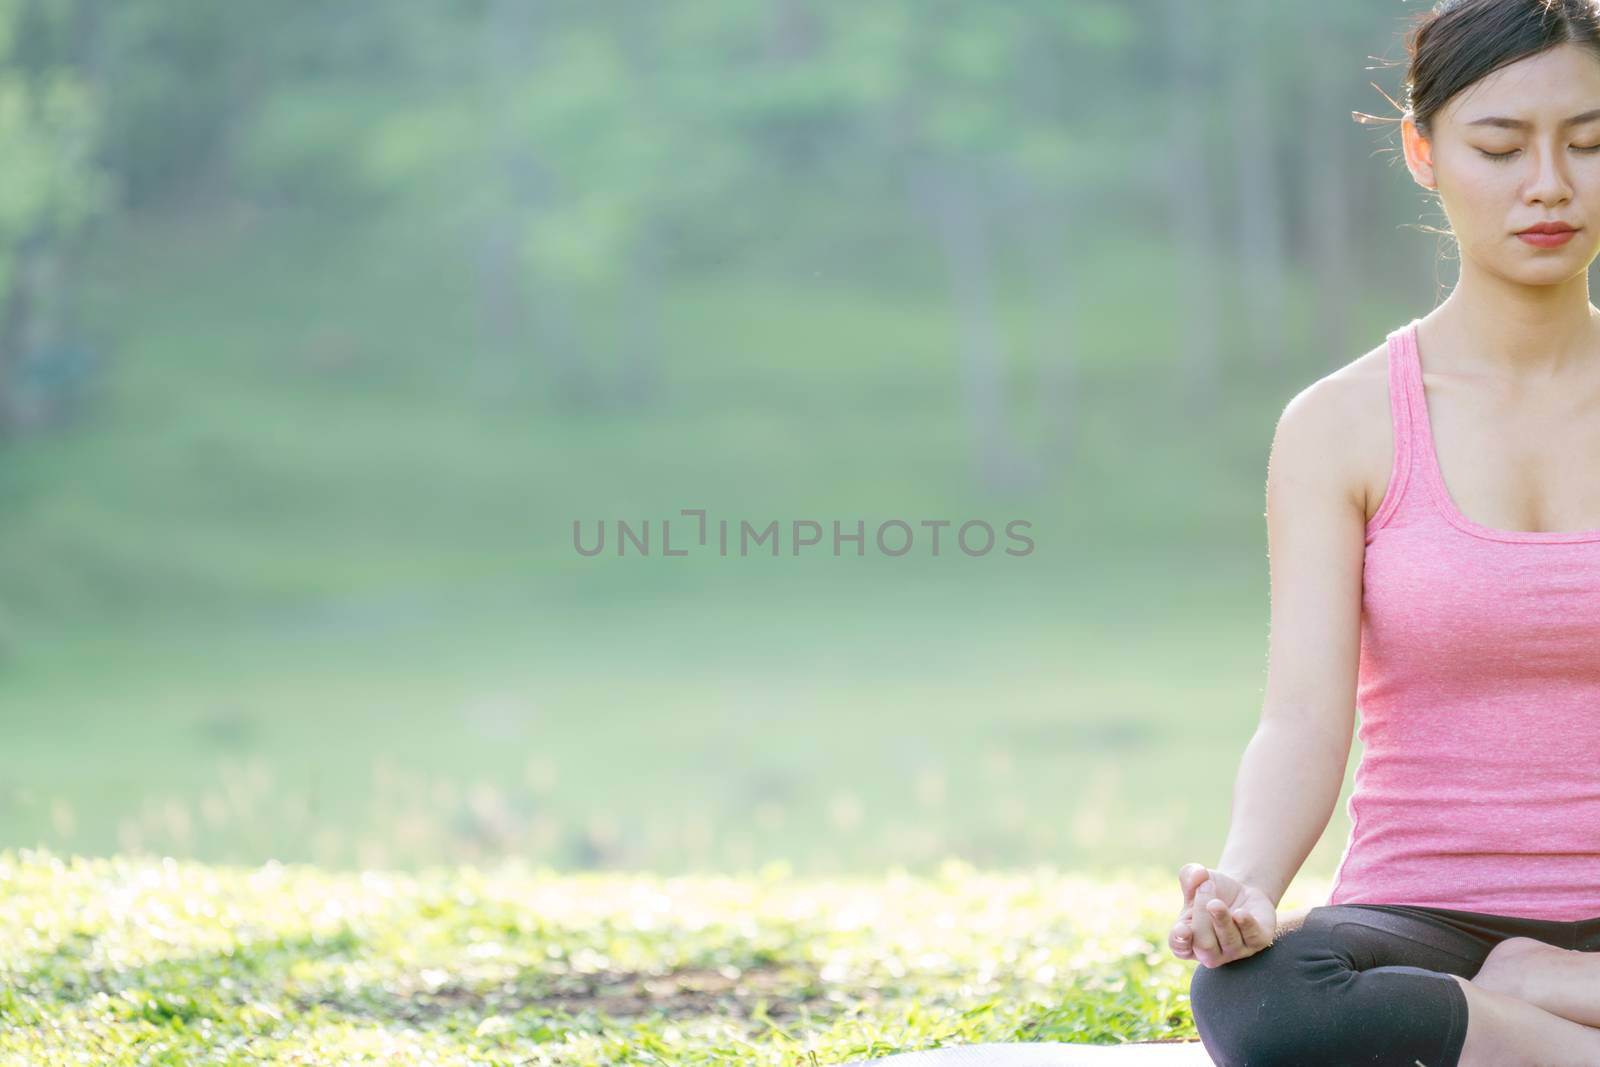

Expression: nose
xmin=1525 ymin=143 xmax=1575 ymax=207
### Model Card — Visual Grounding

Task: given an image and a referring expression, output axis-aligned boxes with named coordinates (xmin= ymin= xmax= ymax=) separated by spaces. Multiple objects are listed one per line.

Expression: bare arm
xmin=1170 ymin=368 xmax=1376 ymax=966
xmin=1216 ymin=378 xmax=1366 ymax=901
xmin=1166 ymin=375 xmax=1375 ymax=974
xmin=1172 ymin=379 xmax=1370 ymax=967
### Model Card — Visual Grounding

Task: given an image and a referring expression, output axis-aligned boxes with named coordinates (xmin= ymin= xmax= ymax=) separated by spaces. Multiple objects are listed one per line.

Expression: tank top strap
xmin=1391 ymin=318 xmax=1431 ymax=462
xmin=1368 ymin=318 xmax=1428 ymax=535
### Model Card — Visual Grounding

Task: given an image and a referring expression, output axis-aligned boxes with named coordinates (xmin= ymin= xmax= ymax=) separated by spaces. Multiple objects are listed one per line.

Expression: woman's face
xmin=1403 ymin=42 xmax=1600 ymax=282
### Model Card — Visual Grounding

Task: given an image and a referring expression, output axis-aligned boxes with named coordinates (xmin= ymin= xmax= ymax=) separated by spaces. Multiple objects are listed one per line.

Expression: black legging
xmin=1189 ymin=901 xmax=1600 ymax=1067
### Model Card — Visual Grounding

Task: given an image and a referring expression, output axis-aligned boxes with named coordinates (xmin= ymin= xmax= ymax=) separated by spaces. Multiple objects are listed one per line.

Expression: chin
xmin=1505 ymin=264 xmax=1591 ymax=285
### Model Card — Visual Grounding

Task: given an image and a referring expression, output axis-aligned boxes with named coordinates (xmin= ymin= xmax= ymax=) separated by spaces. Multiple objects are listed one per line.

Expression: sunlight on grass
xmin=0 ymin=849 xmax=1334 ymax=1065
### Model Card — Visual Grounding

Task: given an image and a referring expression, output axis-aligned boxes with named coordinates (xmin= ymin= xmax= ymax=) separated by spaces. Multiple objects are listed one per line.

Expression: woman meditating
xmin=1172 ymin=2 xmax=1600 ymax=1065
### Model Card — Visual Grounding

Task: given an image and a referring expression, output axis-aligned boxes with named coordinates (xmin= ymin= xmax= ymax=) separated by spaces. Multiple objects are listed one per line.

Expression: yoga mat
xmin=842 ymin=1040 xmax=1216 ymax=1066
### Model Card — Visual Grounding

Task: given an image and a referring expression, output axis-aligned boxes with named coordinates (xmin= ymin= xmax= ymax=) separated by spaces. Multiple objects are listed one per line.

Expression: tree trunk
xmin=1165 ymin=0 xmax=1223 ymax=413
xmin=908 ymin=160 xmax=1039 ymax=495
xmin=1008 ymin=174 xmax=1081 ymax=473
xmin=470 ymin=225 xmax=526 ymax=401
xmin=1226 ymin=0 xmax=1291 ymax=369
xmin=0 ymin=245 xmax=36 ymax=436
xmin=477 ymin=0 xmax=594 ymax=409
xmin=1302 ymin=4 xmax=1358 ymax=364
xmin=616 ymin=228 xmax=663 ymax=408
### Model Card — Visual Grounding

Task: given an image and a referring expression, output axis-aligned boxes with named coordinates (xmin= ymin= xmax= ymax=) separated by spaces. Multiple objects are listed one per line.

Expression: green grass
xmin=0 ymin=848 xmax=1337 ymax=1064
xmin=0 ymin=563 xmax=1370 ymax=878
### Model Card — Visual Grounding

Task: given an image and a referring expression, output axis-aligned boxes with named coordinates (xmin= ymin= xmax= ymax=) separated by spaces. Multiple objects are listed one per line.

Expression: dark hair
xmin=1357 ymin=0 xmax=1600 ymax=139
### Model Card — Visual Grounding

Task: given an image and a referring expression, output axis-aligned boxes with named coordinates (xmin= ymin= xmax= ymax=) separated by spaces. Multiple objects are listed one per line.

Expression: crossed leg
xmin=1190 ymin=903 xmax=1600 ymax=1066
xmin=1470 ymin=934 xmax=1600 ymax=1028
xmin=1448 ymin=969 xmax=1600 ymax=1067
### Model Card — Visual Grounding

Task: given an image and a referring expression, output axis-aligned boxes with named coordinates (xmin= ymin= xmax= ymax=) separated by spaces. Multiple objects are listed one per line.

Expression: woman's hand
xmin=1167 ymin=862 xmax=1278 ymax=968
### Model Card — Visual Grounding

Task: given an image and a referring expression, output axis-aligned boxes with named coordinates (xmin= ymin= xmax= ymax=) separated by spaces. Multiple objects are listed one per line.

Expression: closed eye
xmin=1479 ymin=145 xmax=1600 ymax=161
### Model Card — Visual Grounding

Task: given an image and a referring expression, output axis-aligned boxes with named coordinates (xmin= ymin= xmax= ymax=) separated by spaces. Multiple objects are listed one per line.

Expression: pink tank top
xmin=1326 ymin=317 xmax=1600 ymax=922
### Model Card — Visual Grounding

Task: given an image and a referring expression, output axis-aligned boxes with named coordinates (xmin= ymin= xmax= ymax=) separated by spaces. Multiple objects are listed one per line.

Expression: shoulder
xmin=1269 ymin=339 xmax=1393 ymax=523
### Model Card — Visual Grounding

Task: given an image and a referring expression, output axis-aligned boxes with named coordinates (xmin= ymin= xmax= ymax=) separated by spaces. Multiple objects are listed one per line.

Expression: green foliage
xmin=0 ymin=0 xmax=110 ymax=432
xmin=0 ymin=64 xmax=101 ymax=245
xmin=238 ymin=83 xmax=407 ymax=208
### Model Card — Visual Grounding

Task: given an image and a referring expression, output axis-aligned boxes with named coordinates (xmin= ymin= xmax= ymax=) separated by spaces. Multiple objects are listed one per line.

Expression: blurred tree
xmin=1225 ymin=0 xmax=1293 ymax=369
xmin=93 ymin=0 xmax=251 ymax=210
xmin=813 ymin=0 xmax=1135 ymax=492
xmin=502 ymin=3 xmax=746 ymax=412
xmin=0 ymin=0 xmax=108 ymax=436
xmin=0 ymin=0 xmax=1437 ymax=443
xmin=1163 ymin=0 xmax=1224 ymax=415
xmin=97 ymin=1 xmax=376 ymax=211
xmin=344 ymin=0 xmax=729 ymax=411
xmin=1301 ymin=1 xmax=1372 ymax=364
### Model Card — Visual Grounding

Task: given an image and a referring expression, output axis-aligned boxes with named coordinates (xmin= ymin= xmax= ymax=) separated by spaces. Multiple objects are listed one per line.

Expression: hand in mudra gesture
xmin=1167 ymin=862 xmax=1278 ymax=968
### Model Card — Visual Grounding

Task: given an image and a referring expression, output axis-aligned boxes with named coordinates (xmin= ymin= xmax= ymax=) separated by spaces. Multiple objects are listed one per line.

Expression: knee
xmin=1189 ymin=949 xmax=1328 ymax=1067
xmin=1473 ymin=935 xmax=1563 ymax=999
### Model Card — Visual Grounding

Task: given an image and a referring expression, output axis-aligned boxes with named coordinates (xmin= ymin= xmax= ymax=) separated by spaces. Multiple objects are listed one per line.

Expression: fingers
xmin=1188 ymin=879 xmax=1222 ymax=963
xmin=1175 ymin=863 xmax=1277 ymax=967
xmin=1205 ymin=897 xmax=1244 ymax=957
xmin=1169 ymin=917 xmax=1194 ymax=959
xmin=1234 ymin=908 xmax=1271 ymax=950
xmin=1177 ymin=863 xmax=1208 ymax=907
xmin=1173 ymin=864 xmax=1206 ymax=961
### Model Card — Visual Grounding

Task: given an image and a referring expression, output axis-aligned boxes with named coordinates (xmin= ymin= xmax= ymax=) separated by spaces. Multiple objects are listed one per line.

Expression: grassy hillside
xmin=0 ymin=204 xmax=1374 ymax=881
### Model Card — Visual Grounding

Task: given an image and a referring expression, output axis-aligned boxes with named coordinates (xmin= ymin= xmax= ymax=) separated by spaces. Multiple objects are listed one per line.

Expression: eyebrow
xmin=1465 ymin=107 xmax=1600 ymax=129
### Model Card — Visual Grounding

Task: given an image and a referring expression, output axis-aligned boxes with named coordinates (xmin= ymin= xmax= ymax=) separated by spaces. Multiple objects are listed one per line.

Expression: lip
xmin=1518 ymin=228 xmax=1579 ymax=248
xmin=1517 ymin=222 xmax=1579 ymax=234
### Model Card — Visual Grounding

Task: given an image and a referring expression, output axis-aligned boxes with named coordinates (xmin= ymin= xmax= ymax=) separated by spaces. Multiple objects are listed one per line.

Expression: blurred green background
xmin=0 ymin=1 xmax=1489 ymax=881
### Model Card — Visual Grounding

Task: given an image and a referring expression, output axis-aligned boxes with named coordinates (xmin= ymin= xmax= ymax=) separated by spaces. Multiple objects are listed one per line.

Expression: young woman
xmin=1170 ymin=3 xmax=1600 ymax=1065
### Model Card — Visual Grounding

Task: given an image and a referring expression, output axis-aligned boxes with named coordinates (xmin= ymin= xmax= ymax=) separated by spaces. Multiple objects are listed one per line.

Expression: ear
xmin=1402 ymin=113 xmax=1439 ymax=191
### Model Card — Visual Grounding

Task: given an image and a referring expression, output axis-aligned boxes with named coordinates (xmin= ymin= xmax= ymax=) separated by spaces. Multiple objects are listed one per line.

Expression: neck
xmin=1430 ymin=265 xmax=1600 ymax=380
